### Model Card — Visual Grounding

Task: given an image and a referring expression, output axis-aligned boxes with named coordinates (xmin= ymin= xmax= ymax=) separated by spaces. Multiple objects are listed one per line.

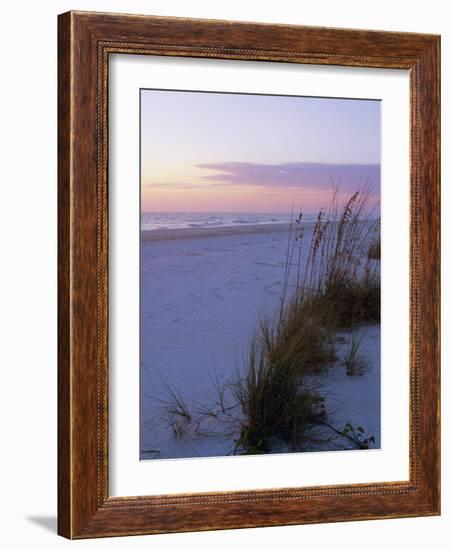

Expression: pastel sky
xmin=141 ymin=89 xmax=380 ymax=213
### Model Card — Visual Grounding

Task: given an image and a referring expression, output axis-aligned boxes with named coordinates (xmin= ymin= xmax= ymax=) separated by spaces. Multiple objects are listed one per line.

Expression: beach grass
xmin=367 ymin=237 xmax=381 ymax=260
xmin=343 ymin=329 xmax=368 ymax=376
xmin=233 ymin=306 xmax=333 ymax=453
xmin=235 ymin=188 xmax=380 ymax=453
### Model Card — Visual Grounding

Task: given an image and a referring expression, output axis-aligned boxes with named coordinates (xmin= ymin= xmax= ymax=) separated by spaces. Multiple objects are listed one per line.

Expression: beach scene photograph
xmin=140 ymin=89 xmax=381 ymax=460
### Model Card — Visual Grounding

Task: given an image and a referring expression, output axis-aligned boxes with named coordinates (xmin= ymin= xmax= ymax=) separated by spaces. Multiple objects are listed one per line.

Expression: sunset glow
xmin=141 ymin=90 xmax=381 ymax=213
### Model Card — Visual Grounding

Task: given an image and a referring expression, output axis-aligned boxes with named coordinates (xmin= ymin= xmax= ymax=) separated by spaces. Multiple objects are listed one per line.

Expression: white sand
xmin=140 ymin=223 xmax=380 ymax=459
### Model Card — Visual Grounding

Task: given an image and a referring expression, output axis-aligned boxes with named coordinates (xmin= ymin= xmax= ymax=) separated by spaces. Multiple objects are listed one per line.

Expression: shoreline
xmin=141 ymin=221 xmax=315 ymax=242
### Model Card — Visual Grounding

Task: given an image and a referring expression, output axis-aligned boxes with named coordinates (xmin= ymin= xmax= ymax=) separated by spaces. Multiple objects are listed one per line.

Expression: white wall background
xmin=0 ymin=1 xmax=449 ymax=548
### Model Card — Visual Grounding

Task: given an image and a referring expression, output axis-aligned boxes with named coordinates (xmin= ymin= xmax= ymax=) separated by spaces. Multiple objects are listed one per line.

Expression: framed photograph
xmin=58 ymin=11 xmax=440 ymax=538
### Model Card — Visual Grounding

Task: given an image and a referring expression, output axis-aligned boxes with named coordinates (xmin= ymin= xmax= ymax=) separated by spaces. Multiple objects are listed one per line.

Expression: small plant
xmin=340 ymin=422 xmax=376 ymax=449
xmin=368 ymin=237 xmax=381 ymax=260
xmin=155 ymin=375 xmax=193 ymax=438
xmin=169 ymin=415 xmax=190 ymax=438
xmin=343 ymin=330 xmax=368 ymax=376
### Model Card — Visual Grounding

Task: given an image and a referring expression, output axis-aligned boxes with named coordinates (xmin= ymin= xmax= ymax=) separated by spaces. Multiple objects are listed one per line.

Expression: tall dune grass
xmin=233 ymin=318 xmax=331 ymax=453
xmin=235 ymin=188 xmax=380 ymax=453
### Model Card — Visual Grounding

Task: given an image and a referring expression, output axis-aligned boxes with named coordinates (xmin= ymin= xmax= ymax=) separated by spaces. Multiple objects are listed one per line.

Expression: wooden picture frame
xmin=58 ymin=11 xmax=440 ymax=539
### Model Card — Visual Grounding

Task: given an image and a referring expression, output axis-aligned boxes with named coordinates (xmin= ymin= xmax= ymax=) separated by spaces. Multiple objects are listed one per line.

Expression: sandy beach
xmin=141 ymin=222 xmax=300 ymax=242
xmin=140 ymin=222 xmax=380 ymax=460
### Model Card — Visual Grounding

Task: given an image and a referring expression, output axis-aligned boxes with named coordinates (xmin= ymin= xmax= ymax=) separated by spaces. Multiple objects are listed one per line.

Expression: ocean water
xmin=141 ymin=212 xmax=319 ymax=231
